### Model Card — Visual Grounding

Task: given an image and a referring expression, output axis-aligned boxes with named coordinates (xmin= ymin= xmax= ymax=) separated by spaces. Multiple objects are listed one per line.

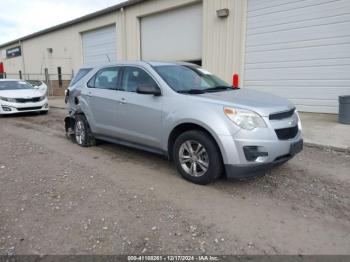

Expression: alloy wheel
xmin=179 ymin=140 xmax=209 ymax=177
xmin=75 ymin=120 xmax=85 ymax=145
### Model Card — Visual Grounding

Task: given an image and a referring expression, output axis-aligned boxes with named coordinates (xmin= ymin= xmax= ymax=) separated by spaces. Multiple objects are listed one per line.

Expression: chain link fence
xmin=0 ymin=72 xmax=72 ymax=96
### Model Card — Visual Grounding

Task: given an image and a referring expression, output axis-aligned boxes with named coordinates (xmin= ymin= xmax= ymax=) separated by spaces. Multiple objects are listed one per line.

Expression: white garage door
xmin=244 ymin=0 xmax=350 ymax=113
xmin=141 ymin=4 xmax=202 ymax=62
xmin=82 ymin=25 xmax=117 ymax=66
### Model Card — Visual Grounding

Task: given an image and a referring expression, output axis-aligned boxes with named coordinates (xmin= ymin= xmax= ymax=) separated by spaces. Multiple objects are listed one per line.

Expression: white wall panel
xmin=202 ymin=0 xmax=246 ymax=83
xmin=140 ymin=3 xmax=202 ymax=61
xmin=244 ymin=0 xmax=350 ymax=113
xmin=82 ymin=25 xmax=117 ymax=66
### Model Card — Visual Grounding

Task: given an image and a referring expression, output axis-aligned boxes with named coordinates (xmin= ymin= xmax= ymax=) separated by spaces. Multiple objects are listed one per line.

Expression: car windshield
xmin=154 ymin=65 xmax=233 ymax=93
xmin=0 ymin=81 xmax=34 ymax=90
xmin=70 ymin=68 xmax=92 ymax=86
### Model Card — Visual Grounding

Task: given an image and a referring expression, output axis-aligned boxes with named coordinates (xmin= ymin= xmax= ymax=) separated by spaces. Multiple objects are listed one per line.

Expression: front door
xmin=117 ymin=66 xmax=163 ymax=149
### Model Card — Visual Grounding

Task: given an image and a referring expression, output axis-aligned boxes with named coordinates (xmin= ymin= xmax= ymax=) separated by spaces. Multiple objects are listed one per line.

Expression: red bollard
xmin=0 ymin=63 xmax=4 ymax=79
xmin=232 ymin=73 xmax=239 ymax=89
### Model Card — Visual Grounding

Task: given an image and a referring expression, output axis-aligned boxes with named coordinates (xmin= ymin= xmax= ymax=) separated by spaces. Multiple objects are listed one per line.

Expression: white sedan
xmin=0 ymin=79 xmax=49 ymax=115
xmin=26 ymin=80 xmax=48 ymax=95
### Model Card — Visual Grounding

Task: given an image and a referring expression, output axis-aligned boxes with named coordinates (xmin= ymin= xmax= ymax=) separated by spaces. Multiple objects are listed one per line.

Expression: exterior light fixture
xmin=216 ymin=8 xmax=229 ymax=18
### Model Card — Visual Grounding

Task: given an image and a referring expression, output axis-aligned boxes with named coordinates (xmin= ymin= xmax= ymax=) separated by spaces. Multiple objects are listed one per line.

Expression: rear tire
xmin=74 ymin=114 xmax=95 ymax=147
xmin=173 ymin=130 xmax=223 ymax=185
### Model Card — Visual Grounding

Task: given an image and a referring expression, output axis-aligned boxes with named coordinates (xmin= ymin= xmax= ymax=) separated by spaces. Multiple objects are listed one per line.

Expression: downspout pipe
xmin=19 ymin=40 xmax=26 ymax=78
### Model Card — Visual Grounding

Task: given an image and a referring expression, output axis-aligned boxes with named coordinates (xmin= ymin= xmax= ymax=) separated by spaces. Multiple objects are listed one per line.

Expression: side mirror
xmin=136 ymin=84 xmax=161 ymax=96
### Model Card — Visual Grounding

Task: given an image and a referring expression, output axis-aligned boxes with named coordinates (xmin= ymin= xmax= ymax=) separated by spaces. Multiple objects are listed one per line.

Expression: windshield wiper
xmin=177 ymin=86 xmax=238 ymax=94
xmin=204 ymin=86 xmax=237 ymax=92
xmin=177 ymin=89 xmax=206 ymax=94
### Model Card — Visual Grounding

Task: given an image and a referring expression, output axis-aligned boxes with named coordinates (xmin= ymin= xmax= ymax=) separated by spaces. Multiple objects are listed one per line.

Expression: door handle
xmin=87 ymin=92 xmax=92 ymax=97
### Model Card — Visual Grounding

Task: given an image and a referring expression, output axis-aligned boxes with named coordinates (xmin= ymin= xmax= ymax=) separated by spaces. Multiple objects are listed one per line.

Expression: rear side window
xmin=88 ymin=67 xmax=121 ymax=90
xmin=70 ymin=68 xmax=92 ymax=86
xmin=121 ymin=67 xmax=158 ymax=92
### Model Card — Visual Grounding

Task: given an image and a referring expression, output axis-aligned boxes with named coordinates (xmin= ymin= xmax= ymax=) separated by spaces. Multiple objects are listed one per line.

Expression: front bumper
xmin=224 ymin=139 xmax=303 ymax=180
xmin=0 ymin=99 xmax=49 ymax=114
xmin=218 ymin=114 xmax=303 ymax=179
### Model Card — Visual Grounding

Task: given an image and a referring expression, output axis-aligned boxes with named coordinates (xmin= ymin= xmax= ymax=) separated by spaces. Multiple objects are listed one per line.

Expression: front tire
xmin=173 ymin=130 xmax=223 ymax=185
xmin=74 ymin=114 xmax=95 ymax=147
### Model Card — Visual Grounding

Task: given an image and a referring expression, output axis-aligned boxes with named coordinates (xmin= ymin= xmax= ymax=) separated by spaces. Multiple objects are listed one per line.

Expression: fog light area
xmin=2 ymin=106 xmax=12 ymax=112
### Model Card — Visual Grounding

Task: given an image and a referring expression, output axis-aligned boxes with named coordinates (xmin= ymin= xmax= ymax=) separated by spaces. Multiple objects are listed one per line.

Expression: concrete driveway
xmin=0 ymin=108 xmax=349 ymax=255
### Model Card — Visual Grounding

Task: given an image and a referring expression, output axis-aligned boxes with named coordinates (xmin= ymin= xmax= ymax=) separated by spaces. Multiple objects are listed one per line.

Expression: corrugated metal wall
xmin=140 ymin=3 xmax=202 ymax=61
xmin=118 ymin=0 xmax=246 ymax=83
xmin=116 ymin=0 xmax=201 ymax=61
xmin=244 ymin=0 xmax=350 ymax=113
xmin=82 ymin=25 xmax=117 ymax=66
xmin=202 ymin=0 xmax=246 ymax=83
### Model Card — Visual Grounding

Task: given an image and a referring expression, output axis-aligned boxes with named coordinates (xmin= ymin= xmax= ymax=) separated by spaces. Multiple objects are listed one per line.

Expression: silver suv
xmin=65 ymin=61 xmax=303 ymax=184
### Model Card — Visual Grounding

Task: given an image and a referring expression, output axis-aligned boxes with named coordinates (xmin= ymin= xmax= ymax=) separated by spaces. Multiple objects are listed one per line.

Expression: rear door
xmin=83 ymin=67 xmax=123 ymax=136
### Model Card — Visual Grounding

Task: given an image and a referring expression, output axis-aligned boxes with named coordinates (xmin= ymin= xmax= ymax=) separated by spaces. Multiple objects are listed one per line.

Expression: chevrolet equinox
xmin=65 ymin=61 xmax=303 ymax=185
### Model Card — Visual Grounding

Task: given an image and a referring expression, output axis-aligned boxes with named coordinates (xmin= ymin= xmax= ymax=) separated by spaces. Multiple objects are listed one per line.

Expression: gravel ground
xmin=0 ymin=108 xmax=349 ymax=255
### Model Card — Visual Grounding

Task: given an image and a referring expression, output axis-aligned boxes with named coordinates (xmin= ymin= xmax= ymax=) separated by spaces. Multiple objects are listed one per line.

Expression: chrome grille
xmin=15 ymin=97 xmax=41 ymax=103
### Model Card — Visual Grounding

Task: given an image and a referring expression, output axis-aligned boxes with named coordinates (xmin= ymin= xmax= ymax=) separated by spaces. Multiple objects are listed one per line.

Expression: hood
xmin=0 ymin=89 xmax=43 ymax=98
xmin=35 ymin=84 xmax=48 ymax=95
xmin=194 ymin=88 xmax=294 ymax=117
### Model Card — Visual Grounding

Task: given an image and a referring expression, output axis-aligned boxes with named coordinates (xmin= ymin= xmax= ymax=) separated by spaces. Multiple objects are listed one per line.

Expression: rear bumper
xmin=225 ymin=139 xmax=303 ymax=179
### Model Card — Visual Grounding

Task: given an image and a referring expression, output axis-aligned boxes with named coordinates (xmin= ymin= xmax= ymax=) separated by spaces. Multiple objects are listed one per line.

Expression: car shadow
xmin=94 ymin=138 xmax=273 ymax=186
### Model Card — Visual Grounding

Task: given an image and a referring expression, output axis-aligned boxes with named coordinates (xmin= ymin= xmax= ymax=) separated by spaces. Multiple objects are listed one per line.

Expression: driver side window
xmin=121 ymin=67 xmax=158 ymax=93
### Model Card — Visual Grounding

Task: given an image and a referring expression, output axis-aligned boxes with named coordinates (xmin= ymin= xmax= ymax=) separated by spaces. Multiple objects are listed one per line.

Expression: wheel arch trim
xmin=166 ymin=121 xmax=226 ymax=163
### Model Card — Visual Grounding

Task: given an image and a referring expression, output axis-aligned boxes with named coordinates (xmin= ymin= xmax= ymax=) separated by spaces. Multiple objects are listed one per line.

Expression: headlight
xmin=295 ymin=110 xmax=302 ymax=131
xmin=0 ymin=97 xmax=17 ymax=102
xmin=39 ymin=95 xmax=47 ymax=101
xmin=224 ymin=107 xmax=267 ymax=130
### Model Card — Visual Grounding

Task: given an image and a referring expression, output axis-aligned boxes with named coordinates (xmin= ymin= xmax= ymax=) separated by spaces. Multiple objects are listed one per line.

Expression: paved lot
xmin=0 ymin=108 xmax=349 ymax=255
xmin=300 ymin=112 xmax=350 ymax=151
